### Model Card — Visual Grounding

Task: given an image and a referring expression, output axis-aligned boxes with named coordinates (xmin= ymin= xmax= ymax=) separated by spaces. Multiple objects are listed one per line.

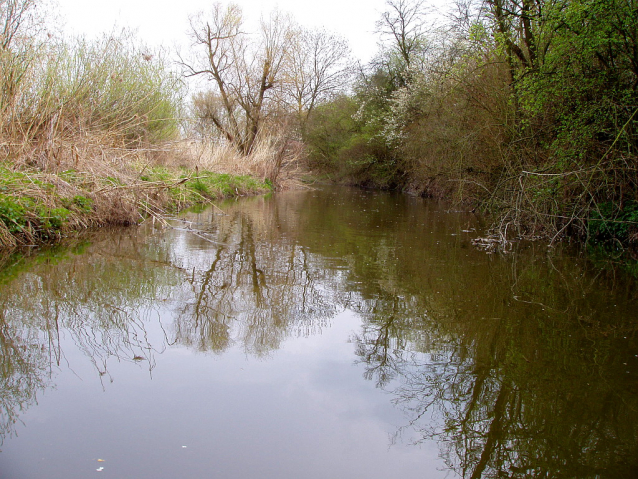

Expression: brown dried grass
xmin=170 ymin=130 xmax=309 ymax=190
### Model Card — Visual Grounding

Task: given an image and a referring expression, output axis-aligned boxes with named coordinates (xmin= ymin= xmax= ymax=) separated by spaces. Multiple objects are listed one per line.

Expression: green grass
xmin=0 ymin=163 xmax=272 ymax=248
xmin=162 ymin=169 xmax=271 ymax=211
xmin=0 ymin=166 xmax=97 ymax=243
xmin=137 ymin=167 xmax=270 ymax=206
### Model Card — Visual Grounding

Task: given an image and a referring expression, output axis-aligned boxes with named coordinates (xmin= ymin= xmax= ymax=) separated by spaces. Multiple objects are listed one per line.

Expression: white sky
xmin=54 ymin=0 xmax=396 ymax=63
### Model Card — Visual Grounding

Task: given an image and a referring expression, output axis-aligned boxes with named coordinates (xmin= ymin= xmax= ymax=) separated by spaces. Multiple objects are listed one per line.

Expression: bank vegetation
xmin=304 ymin=0 xmax=638 ymax=250
xmin=2 ymin=0 xmax=637 ymax=252
xmin=0 ymin=1 xmax=284 ymax=248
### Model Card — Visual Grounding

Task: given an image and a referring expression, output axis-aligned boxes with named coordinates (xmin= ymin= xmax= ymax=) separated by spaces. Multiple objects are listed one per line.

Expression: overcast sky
xmin=54 ymin=0 xmax=399 ymax=63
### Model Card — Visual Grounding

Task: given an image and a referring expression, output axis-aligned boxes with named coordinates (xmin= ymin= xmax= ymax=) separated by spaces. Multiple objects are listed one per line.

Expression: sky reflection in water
xmin=0 ymin=187 xmax=636 ymax=479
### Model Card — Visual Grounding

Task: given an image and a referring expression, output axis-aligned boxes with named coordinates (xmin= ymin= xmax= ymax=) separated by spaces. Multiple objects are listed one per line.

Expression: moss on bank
xmin=0 ymin=163 xmax=271 ymax=248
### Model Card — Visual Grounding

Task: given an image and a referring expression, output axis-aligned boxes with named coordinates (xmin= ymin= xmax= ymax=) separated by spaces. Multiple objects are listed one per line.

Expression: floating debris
xmin=471 ymin=235 xmax=512 ymax=253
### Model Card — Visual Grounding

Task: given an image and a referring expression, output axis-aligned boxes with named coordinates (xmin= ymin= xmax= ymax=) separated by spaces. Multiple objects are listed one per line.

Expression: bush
xmin=588 ymin=201 xmax=638 ymax=244
xmin=1 ymin=28 xmax=184 ymax=172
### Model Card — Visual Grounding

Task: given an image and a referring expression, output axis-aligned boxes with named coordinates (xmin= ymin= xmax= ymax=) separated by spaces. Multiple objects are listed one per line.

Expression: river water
xmin=0 ymin=186 xmax=636 ymax=478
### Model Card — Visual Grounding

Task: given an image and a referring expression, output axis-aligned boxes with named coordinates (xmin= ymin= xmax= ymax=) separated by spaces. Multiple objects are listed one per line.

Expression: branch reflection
xmin=352 ymin=246 xmax=638 ymax=478
xmin=0 ymin=186 xmax=635 ymax=479
xmin=168 ymin=203 xmax=344 ymax=355
xmin=0 ymin=232 xmax=182 ymax=443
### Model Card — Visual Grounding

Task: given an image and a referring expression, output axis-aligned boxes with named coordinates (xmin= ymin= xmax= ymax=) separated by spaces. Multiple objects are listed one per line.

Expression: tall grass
xmin=183 ymin=128 xmax=307 ymax=190
xmin=0 ymin=27 xmax=189 ymax=247
xmin=1 ymin=30 xmax=182 ymax=170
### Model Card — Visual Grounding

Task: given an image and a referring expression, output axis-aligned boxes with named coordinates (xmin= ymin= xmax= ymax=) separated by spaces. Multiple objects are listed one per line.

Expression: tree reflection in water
xmin=0 ymin=233 xmax=180 ymax=443
xmin=0 ymin=187 xmax=636 ymax=479
xmin=353 ymin=250 xmax=638 ymax=478
xmin=0 ymin=195 xmax=348 ymax=442
xmin=168 ymin=208 xmax=341 ymax=356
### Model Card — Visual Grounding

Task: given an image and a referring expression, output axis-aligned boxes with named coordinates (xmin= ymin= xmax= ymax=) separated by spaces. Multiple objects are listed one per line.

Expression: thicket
xmin=304 ymin=0 xmax=638 ymax=247
xmin=1 ymin=18 xmax=182 ymax=165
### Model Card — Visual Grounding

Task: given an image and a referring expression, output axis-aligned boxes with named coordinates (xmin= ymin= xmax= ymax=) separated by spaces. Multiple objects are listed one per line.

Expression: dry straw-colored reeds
xmin=0 ymin=28 xmax=189 ymax=247
xmin=0 ymin=5 xmax=307 ymax=248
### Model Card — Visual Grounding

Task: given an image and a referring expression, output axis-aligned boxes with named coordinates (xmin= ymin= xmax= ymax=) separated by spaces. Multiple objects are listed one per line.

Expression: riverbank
xmin=0 ymin=160 xmax=271 ymax=248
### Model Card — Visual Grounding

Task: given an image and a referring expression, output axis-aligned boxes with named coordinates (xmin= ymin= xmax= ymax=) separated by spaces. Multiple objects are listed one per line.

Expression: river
xmin=0 ymin=186 xmax=636 ymax=478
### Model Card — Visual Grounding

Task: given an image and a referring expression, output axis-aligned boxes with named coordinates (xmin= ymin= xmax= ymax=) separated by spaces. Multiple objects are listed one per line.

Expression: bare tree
xmin=182 ymin=3 xmax=293 ymax=154
xmin=183 ymin=3 xmax=355 ymax=150
xmin=282 ymin=28 xmax=353 ymax=133
xmin=375 ymin=0 xmax=430 ymax=71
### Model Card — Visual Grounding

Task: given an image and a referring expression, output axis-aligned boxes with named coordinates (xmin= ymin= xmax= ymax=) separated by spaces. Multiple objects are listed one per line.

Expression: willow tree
xmin=184 ymin=3 xmax=354 ymax=153
xmin=183 ymin=3 xmax=293 ymax=154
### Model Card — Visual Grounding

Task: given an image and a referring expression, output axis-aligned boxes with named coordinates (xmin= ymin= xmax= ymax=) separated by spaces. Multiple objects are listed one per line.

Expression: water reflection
xmin=0 ymin=233 xmax=181 ymax=444
xmin=0 ymin=187 xmax=636 ymax=478
xmin=168 ymin=205 xmax=341 ymax=355
xmin=352 ymin=246 xmax=638 ymax=478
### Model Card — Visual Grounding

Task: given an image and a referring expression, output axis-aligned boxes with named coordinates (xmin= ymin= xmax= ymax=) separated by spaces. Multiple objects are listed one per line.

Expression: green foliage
xmin=445 ymin=0 xmax=638 ymax=243
xmin=304 ymin=0 xmax=509 ymax=196
xmin=517 ymin=0 xmax=638 ymax=156
xmin=0 ymin=196 xmax=27 ymax=233
xmin=588 ymin=201 xmax=638 ymax=244
xmin=304 ymin=95 xmax=360 ymax=170
xmin=71 ymin=195 xmax=93 ymax=213
xmin=61 ymin=195 xmax=93 ymax=213
xmin=139 ymin=167 xmax=172 ymax=182
xmin=336 ymin=131 xmax=398 ymax=187
xmin=38 ymin=207 xmax=70 ymax=230
xmin=0 ymin=193 xmax=71 ymax=234
xmin=189 ymin=180 xmax=209 ymax=195
xmin=161 ymin=171 xmax=270 ymax=210
xmin=304 ymin=84 xmax=399 ymax=187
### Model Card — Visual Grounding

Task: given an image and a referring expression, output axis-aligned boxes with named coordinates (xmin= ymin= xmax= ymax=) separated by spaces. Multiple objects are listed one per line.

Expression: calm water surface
xmin=0 ymin=186 xmax=636 ymax=478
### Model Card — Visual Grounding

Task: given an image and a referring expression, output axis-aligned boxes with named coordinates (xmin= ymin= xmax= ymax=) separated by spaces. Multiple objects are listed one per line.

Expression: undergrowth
xmin=588 ymin=201 xmax=638 ymax=245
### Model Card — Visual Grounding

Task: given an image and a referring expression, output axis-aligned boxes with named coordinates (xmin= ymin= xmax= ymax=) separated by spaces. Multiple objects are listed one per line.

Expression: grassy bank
xmin=0 ymin=161 xmax=271 ymax=248
xmin=0 ymin=15 xmax=279 ymax=249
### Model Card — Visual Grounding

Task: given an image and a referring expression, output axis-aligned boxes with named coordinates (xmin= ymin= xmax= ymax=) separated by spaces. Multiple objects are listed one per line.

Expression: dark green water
xmin=0 ymin=186 xmax=636 ymax=478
